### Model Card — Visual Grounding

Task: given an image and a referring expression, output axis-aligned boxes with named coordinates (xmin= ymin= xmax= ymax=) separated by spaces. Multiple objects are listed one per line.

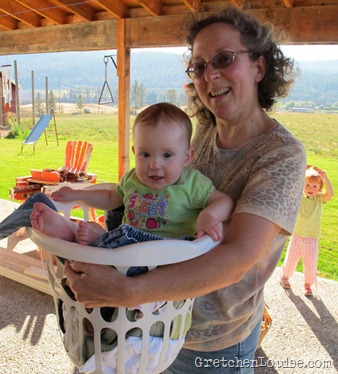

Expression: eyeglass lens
xmin=187 ymin=51 xmax=234 ymax=79
xmin=186 ymin=50 xmax=250 ymax=79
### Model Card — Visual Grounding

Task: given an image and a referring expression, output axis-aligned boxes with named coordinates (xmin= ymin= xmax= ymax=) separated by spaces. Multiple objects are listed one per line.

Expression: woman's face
xmin=190 ymin=23 xmax=265 ymax=122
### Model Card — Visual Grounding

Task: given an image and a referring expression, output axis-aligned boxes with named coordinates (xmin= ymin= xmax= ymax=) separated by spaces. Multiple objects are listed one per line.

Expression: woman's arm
xmin=64 ymin=212 xmax=280 ymax=308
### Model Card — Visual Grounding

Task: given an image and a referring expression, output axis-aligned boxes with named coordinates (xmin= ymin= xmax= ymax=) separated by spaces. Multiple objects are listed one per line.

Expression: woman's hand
xmin=64 ymin=260 xmax=133 ymax=308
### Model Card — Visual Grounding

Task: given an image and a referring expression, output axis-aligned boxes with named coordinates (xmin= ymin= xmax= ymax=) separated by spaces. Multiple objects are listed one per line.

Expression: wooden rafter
xmin=0 ymin=10 xmax=18 ymax=30
xmin=15 ymin=0 xmax=67 ymax=25
xmin=182 ymin=0 xmax=201 ymax=12
xmin=138 ymin=0 xmax=162 ymax=17
xmin=95 ymin=0 xmax=127 ymax=19
xmin=230 ymin=0 xmax=242 ymax=8
xmin=0 ymin=1 xmax=41 ymax=28
xmin=51 ymin=0 xmax=94 ymax=22
xmin=283 ymin=0 xmax=294 ymax=8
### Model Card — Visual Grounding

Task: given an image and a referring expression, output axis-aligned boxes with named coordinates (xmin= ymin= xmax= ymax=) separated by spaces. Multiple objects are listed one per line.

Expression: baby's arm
xmin=51 ymin=185 xmax=123 ymax=211
xmin=314 ymin=167 xmax=334 ymax=203
xmin=195 ymin=190 xmax=234 ymax=241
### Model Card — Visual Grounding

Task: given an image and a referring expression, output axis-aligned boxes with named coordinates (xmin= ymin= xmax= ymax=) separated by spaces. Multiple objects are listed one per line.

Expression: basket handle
xmin=29 ymin=228 xmax=219 ymax=266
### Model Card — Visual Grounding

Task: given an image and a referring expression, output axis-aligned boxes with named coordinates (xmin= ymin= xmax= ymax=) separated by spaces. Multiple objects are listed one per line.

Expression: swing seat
xmin=28 ymin=199 xmax=219 ymax=374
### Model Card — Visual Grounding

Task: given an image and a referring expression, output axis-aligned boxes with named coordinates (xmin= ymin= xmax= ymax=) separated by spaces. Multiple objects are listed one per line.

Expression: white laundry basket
xmin=30 ymin=228 xmax=218 ymax=374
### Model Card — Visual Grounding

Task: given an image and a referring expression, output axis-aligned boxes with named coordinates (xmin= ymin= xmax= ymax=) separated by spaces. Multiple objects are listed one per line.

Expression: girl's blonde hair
xmin=306 ymin=167 xmax=324 ymax=193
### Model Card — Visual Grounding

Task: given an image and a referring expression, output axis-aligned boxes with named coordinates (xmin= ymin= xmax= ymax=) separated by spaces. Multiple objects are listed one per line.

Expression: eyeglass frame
xmin=185 ymin=50 xmax=251 ymax=80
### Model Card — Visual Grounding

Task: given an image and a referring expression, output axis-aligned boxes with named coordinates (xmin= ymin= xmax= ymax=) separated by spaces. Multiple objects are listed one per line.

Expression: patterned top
xmin=116 ymin=168 xmax=215 ymax=238
xmin=184 ymin=120 xmax=306 ymax=351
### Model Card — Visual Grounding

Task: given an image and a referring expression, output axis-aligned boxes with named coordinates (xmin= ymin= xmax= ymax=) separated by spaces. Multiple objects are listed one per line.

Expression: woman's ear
xmin=184 ymin=147 xmax=195 ymax=166
xmin=255 ymin=55 xmax=266 ymax=82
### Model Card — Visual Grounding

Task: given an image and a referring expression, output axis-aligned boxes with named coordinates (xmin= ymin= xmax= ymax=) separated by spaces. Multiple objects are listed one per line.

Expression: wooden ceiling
xmin=0 ymin=0 xmax=337 ymax=56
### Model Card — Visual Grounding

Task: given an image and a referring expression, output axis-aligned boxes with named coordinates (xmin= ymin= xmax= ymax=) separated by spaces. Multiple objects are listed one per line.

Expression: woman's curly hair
xmin=185 ymin=6 xmax=297 ymax=125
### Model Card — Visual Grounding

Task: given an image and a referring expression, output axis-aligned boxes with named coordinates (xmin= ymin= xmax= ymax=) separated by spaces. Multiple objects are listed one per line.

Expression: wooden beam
xmin=0 ymin=250 xmax=52 ymax=296
xmin=249 ymin=6 xmax=338 ymax=44
xmin=0 ymin=6 xmax=337 ymax=56
xmin=0 ymin=19 xmax=117 ymax=55
xmin=117 ymin=18 xmax=130 ymax=180
xmin=125 ymin=14 xmax=188 ymax=48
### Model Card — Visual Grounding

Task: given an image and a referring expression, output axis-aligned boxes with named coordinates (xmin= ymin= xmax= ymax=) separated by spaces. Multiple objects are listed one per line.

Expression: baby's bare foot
xmin=30 ymin=202 xmax=75 ymax=241
xmin=78 ymin=221 xmax=106 ymax=245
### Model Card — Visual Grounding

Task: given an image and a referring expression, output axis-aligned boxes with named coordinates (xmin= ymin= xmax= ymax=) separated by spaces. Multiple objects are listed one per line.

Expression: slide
xmin=21 ymin=114 xmax=52 ymax=152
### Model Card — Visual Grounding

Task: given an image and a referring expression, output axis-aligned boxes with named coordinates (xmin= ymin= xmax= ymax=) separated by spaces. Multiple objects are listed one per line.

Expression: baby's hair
xmin=306 ymin=167 xmax=324 ymax=193
xmin=133 ymin=102 xmax=193 ymax=147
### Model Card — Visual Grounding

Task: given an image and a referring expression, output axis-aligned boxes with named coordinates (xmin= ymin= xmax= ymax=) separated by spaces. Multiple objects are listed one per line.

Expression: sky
xmin=141 ymin=45 xmax=338 ymax=61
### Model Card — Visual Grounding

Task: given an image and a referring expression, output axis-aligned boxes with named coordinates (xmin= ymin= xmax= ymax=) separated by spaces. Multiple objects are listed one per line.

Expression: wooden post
xmin=45 ymin=76 xmax=49 ymax=114
xmin=14 ymin=60 xmax=20 ymax=124
xmin=117 ymin=19 xmax=130 ymax=181
xmin=44 ymin=76 xmax=48 ymax=145
xmin=0 ymin=75 xmax=2 ymax=131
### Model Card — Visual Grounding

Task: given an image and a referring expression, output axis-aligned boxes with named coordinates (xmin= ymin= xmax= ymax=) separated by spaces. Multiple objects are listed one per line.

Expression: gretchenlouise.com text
xmin=194 ymin=356 xmax=333 ymax=370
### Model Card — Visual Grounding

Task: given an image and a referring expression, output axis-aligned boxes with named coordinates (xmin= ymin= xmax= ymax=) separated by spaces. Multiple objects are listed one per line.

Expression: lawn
xmin=1 ymin=111 xmax=337 ymax=280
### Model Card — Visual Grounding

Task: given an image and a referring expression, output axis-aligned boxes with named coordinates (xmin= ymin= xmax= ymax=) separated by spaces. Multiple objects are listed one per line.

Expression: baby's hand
xmin=51 ymin=186 xmax=77 ymax=202
xmin=195 ymin=214 xmax=223 ymax=242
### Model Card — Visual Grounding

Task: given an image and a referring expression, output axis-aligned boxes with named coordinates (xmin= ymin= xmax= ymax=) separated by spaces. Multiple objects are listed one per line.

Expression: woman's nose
xmin=204 ymin=64 xmax=221 ymax=81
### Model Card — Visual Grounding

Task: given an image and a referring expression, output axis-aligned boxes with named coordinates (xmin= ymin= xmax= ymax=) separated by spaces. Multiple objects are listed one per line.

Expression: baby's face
xmin=132 ymin=121 xmax=193 ymax=190
xmin=304 ymin=177 xmax=321 ymax=198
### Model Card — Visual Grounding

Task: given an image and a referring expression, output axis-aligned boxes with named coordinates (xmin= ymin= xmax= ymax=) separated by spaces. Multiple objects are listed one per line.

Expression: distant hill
xmin=1 ymin=50 xmax=337 ymax=105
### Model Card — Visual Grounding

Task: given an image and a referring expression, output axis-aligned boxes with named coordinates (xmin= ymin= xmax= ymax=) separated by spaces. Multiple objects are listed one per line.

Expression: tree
xmin=166 ymin=89 xmax=178 ymax=105
xmin=131 ymin=80 xmax=146 ymax=114
xmin=76 ymin=94 xmax=84 ymax=112
xmin=49 ymin=90 xmax=57 ymax=114
xmin=35 ymin=92 xmax=43 ymax=117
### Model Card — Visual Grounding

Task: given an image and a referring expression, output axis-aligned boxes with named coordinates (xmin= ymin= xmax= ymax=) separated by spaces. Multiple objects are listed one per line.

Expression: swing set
xmin=98 ymin=55 xmax=117 ymax=105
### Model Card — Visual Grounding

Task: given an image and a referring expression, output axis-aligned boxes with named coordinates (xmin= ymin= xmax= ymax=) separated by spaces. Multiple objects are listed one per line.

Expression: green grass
xmin=1 ymin=111 xmax=337 ymax=281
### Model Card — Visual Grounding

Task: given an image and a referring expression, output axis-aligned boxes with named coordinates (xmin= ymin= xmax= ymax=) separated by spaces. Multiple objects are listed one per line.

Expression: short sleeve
xmin=235 ymin=143 xmax=306 ymax=234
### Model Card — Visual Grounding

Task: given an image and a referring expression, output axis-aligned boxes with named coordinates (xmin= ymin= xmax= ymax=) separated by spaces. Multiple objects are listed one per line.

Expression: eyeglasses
xmin=185 ymin=50 xmax=250 ymax=80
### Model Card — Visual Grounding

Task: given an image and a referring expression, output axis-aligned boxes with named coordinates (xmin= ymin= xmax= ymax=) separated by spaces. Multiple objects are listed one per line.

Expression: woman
xmin=64 ymin=7 xmax=306 ymax=373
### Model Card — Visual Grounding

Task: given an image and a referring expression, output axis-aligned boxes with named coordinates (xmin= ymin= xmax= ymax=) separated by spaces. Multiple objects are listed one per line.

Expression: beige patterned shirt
xmin=184 ymin=120 xmax=306 ymax=351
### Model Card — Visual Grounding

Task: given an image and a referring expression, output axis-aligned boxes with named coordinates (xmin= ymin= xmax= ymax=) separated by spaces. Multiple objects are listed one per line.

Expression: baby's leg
xmin=78 ymin=221 xmax=106 ymax=245
xmin=30 ymin=202 xmax=77 ymax=242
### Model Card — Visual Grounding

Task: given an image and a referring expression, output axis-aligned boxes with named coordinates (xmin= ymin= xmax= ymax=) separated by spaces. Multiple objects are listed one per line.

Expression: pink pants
xmin=282 ymin=235 xmax=318 ymax=285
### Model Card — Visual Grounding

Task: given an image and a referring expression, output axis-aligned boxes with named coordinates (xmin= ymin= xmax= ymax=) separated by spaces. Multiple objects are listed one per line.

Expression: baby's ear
xmin=185 ymin=147 xmax=195 ymax=166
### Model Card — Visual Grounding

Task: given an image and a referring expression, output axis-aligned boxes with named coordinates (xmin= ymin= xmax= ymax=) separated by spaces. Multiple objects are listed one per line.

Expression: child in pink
xmin=280 ymin=166 xmax=334 ymax=296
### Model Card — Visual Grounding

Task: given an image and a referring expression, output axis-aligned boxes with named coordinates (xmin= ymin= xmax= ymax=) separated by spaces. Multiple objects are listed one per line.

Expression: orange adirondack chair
xmin=62 ymin=140 xmax=93 ymax=175
xmin=30 ymin=141 xmax=94 ymax=184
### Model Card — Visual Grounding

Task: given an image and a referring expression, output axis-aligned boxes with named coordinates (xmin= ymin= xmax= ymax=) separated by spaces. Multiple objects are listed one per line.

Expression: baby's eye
xmin=163 ymin=152 xmax=173 ymax=159
xmin=140 ymin=152 xmax=150 ymax=158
